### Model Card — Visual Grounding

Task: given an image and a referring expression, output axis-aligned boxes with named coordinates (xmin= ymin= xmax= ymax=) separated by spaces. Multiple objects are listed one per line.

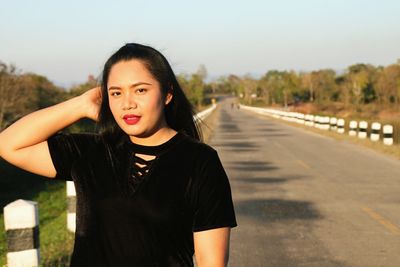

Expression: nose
xmin=122 ymin=93 xmax=137 ymax=110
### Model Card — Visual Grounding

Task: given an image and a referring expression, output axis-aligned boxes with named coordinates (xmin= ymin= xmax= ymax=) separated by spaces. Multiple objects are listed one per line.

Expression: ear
xmin=165 ymin=90 xmax=173 ymax=105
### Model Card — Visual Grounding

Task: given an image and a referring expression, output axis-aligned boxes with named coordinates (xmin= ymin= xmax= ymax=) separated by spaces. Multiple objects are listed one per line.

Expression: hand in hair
xmin=80 ymin=87 xmax=102 ymax=122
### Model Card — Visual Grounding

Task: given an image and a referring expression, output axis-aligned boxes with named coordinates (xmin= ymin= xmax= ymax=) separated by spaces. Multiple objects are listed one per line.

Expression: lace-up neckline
xmin=122 ymin=132 xmax=183 ymax=196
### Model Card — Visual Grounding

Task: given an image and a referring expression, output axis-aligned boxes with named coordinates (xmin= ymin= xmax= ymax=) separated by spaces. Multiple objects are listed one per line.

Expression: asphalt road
xmin=208 ymin=99 xmax=400 ymax=267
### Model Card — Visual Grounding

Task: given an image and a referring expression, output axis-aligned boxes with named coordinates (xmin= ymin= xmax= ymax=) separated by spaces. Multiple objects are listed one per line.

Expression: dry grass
xmin=290 ymin=102 xmax=400 ymax=144
xmin=255 ymin=112 xmax=400 ymax=161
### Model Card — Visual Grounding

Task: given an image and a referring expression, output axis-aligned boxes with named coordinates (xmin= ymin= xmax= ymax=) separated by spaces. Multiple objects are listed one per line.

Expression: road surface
xmin=208 ymin=99 xmax=400 ymax=267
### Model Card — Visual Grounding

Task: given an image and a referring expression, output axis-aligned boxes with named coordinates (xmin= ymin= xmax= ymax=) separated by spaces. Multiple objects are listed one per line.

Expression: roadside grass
xmin=35 ymin=182 xmax=74 ymax=266
xmin=251 ymin=112 xmax=400 ymax=160
xmin=0 ymin=160 xmax=74 ymax=267
xmin=241 ymin=100 xmax=400 ymax=145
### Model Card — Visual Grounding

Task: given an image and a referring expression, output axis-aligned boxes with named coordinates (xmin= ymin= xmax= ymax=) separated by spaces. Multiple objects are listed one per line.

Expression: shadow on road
xmin=211 ymin=101 xmax=348 ymax=267
xmin=234 ymin=198 xmax=322 ymax=222
xmin=227 ymin=161 xmax=279 ymax=172
xmin=234 ymin=175 xmax=302 ymax=184
xmin=219 ymin=122 xmax=241 ymax=132
xmin=213 ymin=141 xmax=256 ymax=148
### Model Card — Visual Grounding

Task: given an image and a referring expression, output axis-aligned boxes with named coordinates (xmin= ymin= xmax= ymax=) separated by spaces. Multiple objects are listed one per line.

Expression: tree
xmin=227 ymin=75 xmax=242 ymax=96
xmin=258 ymin=70 xmax=300 ymax=107
xmin=177 ymin=72 xmax=205 ymax=108
xmin=346 ymin=64 xmax=377 ymax=105
xmin=300 ymin=69 xmax=336 ymax=104
xmin=301 ymin=72 xmax=316 ymax=102
xmin=0 ymin=62 xmax=66 ymax=131
xmin=241 ymin=75 xmax=258 ymax=105
xmin=335 ymin=75 xmax=351 ymax=107
xmin=69 ymin=74 xmax=98 ymax=97
xmin=0 ymin=63 xmax=29 ymax=130
xmin=23 ymin=73 xmax=65 ymax=108
xmin=376 ymin=64 xmax=400 ymax=107
xmin=260 ymin=70 xmax=284 ymax=105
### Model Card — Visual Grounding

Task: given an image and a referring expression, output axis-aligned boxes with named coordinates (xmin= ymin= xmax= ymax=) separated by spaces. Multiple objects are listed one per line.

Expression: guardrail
xmin=240 ymin=104 xmax=395 ymax=146
xmin=194 ymin=103 xmax=217 ymax=122
xmin=3 ymin=200 xmax=40 ymax=267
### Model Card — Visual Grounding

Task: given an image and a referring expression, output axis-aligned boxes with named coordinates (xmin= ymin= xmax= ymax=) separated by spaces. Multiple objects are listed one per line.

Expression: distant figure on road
xmin=0 ymin=43 xmax=237 ymax=267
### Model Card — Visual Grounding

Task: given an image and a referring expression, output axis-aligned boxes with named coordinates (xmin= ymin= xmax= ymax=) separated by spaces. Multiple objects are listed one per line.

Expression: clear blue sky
xmin=1 ymin=0 xmax=399 ymax=88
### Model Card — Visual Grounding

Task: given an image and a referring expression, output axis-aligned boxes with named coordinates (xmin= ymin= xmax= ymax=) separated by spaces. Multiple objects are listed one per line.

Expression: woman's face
xmin=107 ymin=59 xmax=172 ymax=138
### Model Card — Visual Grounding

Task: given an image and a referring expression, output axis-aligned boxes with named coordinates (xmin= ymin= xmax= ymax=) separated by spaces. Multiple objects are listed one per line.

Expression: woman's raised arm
xmin=0 ymin=87 xmax=101 ymax=178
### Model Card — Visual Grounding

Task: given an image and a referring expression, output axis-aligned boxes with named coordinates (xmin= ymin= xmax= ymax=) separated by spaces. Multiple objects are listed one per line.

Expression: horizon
xmin=8 ymin=64 xmax=395 ymax=90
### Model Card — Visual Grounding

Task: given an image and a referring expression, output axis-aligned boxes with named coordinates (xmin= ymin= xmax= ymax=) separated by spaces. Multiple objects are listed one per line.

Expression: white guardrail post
xmin=370 ymin=122 xmax=381 ymax=142
xmin=358 ymin=121 xmax=368 ymax=139
xmin=337 ymin=119 xmax=345 ymax=134
xmin=238 ymin=104 xmax=397 ymax=146
xmin=314 ymin=116 xmax=320 ymax=129
xmin=349 ymin=121 xmax=358 ymax=136
xmin=321 ymin=116 xmax=330 ymax=130
xmin=383 ymin=125 xmax=393 ymax=146
xmin=4 ymin=199 xmax=40 ymax=267
xmin=67 ymin=181 xmax=77 ymax=232
xmin=330 ymin=117 xmax=337 ymax=131
xmin=308 ymin=115 xmax=314 ymax=127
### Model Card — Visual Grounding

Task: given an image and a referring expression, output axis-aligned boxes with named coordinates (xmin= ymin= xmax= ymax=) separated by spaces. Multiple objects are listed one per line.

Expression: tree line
xmin=0 ymin=63 xmax=211 ymax=132
xmin=1 ymin=60 xmax=399 ymax=131
xmin=226 ymin=61 xmax=400 ymax=110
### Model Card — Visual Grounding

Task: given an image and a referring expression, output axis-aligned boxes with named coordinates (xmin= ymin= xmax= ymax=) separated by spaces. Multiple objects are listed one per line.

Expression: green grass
xmin=36 ymin=182 xmax=74 ymax=266
xmin=0 ymin=214 xmax=4 ymax=267
xmin=0 ymin=159 xmax=74 ymax=267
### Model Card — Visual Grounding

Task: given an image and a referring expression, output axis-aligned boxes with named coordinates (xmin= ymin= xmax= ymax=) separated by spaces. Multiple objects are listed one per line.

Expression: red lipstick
xmin=123 ymin=114 xmax=141 ymax=125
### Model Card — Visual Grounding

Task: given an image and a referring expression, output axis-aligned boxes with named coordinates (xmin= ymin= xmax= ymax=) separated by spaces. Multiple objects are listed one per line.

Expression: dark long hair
xmin=96 ymin=43 xmax=202 ymax=147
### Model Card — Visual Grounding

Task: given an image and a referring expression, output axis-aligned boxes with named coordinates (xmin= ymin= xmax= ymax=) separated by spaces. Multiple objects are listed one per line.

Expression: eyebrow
xmin=108 ymin=82 xmax=152 ymax=90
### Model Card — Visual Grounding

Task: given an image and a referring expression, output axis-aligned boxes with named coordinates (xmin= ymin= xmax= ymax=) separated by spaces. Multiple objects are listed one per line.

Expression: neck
xmin=128 ymin=126 xmax=177 ymax=146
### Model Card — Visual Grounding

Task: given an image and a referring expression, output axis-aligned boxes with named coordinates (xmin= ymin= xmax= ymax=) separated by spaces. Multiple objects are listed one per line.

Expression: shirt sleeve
xmin=47 ymin=131 xmax=98 ymax=181
xmin=192 ymin=149 xmax=238 ymax=232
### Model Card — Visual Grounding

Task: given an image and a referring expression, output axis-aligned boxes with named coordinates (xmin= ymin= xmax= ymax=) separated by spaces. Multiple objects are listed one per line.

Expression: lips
xmin=123 ymin=114 xmax=141 ymax=125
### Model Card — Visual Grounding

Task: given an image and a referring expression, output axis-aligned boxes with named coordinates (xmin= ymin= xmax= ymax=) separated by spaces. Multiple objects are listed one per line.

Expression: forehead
xmin=107 ymin=59 xmax=157 ymax=86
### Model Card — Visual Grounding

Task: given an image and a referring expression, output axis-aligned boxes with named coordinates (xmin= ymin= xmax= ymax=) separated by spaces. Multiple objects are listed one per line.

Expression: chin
xmin=123 ymin=125 xmax=152 ymax=138
xmin=115 ymin=121 xmax=139 ymax=136
xmin=121 ymin=127 xmax=144 ymax=136
xmin=117 ymin=119 xmax=158 ymax=138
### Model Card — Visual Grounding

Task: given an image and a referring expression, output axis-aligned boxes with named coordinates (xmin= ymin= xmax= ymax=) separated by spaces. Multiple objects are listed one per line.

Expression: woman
xmin=0 ymin=43 xmax=237 ymax=266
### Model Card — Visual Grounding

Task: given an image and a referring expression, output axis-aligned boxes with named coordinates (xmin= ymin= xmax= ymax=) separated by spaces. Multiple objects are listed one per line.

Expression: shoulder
xmin=47 ymin=131 xmax=103 ymax=151
xmin=178 ymin=133 xmax=217 ymax=159
xmin=56 ymin=131 xmax=101 ymax=141
xmin=183 ymin=135 xmax=216 ymax=154
xmin=49 ymin=131 xmax=100 ymax=140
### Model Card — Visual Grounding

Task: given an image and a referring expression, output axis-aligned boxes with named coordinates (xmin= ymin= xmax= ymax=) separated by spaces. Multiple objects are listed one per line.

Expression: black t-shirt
xmin=47 ymin=131 xmax=237 ymax=266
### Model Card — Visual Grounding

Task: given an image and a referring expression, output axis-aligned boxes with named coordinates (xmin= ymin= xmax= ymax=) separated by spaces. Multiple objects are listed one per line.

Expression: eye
xmin=110 ymin=91 xmax=120 ymax=97
xmin=135 ymin=88 xmax=147 ymax=94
